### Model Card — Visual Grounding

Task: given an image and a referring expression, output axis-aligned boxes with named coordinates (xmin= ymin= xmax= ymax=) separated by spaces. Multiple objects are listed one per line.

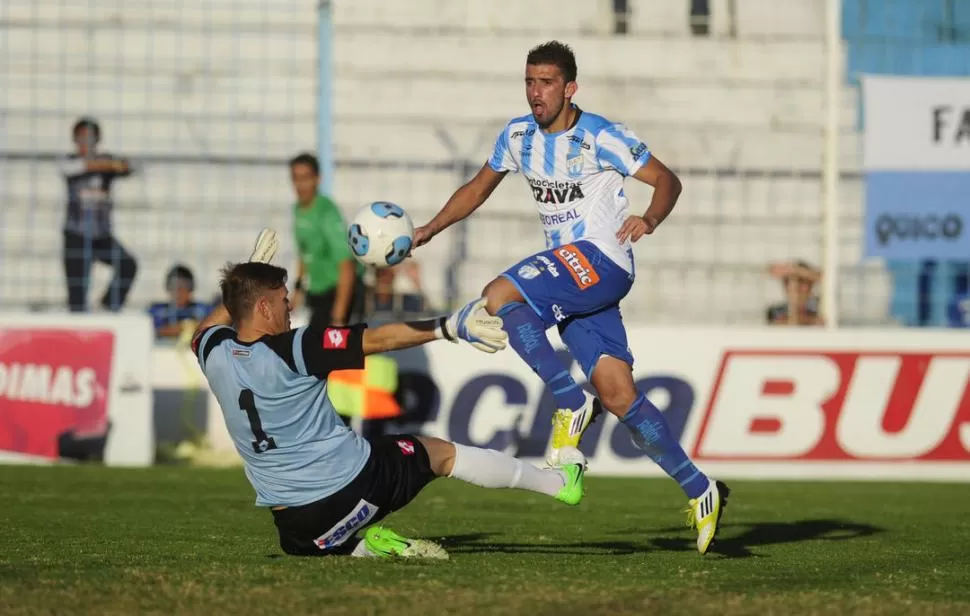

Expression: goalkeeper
xmin=191 ymin=230 xmax=587 ymax=559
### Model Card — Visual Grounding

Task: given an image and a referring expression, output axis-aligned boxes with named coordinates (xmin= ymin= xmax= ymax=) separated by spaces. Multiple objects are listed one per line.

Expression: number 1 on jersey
xmin=239 ymin=389 xmax=278 ymax=453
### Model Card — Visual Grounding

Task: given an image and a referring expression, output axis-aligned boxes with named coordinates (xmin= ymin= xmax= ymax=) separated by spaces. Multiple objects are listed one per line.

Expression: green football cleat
xmin=362 ymin=526 xmax=449 ymax=560
xmin=554 ymin=446 xmax=587 ymax=506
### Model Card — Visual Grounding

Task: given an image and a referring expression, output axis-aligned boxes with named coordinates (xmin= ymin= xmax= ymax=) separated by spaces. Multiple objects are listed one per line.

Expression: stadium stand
xmin=842 ymin=0 xmax=970 ymax=326
xmin=0 ymin=1 xmax=899 ymax=324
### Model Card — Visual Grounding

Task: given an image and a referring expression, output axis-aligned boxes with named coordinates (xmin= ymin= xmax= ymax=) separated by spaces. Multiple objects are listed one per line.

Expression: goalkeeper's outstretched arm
xmin=363 ymin=298 xmax=508 ymax=355
xmin=361 ymin=320 xmax=444 ymax=355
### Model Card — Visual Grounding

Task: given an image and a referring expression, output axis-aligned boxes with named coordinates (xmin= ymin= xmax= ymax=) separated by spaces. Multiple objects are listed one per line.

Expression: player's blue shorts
xmin=500 ymin=240 xmax=635 ymax=380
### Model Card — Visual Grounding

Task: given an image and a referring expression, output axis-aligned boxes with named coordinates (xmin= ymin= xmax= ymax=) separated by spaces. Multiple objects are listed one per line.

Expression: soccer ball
xmin=347 ymin=201 xmax=415 ymax=267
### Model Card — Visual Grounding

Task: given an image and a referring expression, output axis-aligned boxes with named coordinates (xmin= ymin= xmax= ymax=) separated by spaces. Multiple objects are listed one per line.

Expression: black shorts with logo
xmin=271 ymin=434 xmax=437 ymax=556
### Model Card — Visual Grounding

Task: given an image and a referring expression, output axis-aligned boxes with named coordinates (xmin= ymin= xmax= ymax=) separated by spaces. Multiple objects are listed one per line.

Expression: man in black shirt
xmin=58 ymin=117 xmax=138 ymax=312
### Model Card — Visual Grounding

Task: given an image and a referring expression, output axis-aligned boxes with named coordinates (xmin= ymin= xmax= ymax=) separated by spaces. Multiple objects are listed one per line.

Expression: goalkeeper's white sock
xmin=448 ymin=443 xmax=565 ymax=497
xmin=350 ymin=539 xmax=376 ymax=558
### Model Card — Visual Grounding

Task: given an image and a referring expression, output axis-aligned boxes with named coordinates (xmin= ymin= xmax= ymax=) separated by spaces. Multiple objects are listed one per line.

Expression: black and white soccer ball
xmin=347 ymin=201 xmax=415 ymax=267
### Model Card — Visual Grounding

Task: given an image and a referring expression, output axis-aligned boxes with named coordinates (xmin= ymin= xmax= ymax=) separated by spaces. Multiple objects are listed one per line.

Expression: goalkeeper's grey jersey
xmin=194 ymin=324 xmax=371 ymax=507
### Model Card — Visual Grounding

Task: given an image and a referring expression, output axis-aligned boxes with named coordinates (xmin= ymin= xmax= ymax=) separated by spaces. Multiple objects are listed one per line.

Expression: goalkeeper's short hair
xmin=219 ymin=261 xmax=288 ymax=324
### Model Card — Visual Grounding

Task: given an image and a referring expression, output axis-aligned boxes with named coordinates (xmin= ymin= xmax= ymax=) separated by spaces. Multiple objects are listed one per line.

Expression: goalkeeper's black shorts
xmin=270 ymin=434 xmax=436 ymax=556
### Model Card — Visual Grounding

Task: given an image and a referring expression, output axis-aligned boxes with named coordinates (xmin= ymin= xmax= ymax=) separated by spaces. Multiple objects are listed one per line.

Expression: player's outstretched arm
xmin=362 ymin=298 xmax=507 ymax=355
xmin=413 ymin=164 xmax=506 ymax=248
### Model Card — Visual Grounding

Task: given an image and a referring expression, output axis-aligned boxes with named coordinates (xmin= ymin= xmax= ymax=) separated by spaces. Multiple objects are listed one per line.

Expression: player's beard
xmin=533 ymin=98 xmax=565 ymax=129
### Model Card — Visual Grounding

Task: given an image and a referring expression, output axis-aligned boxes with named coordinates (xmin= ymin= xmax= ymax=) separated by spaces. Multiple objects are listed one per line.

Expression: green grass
xmin=0 ymin=466 xmax=967 ymax=615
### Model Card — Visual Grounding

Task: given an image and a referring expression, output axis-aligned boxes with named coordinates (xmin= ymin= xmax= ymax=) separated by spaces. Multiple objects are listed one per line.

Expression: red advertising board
xmin=0 ymin=328 xmax=115 ymax=460
xmin=694 ymin=351 xmax=970 ymax=462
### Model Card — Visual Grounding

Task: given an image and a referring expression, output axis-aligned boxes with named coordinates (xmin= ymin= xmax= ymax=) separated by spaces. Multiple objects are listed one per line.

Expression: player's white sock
xmin=448 ymin=443 xmax=565 ymax=497
xmin=350 ymin=538 xmax=376 ymax=558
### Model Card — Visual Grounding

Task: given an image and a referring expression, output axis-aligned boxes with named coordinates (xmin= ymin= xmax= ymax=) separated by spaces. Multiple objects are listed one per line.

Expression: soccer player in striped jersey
xmin=413 ymin=41 xmax=728 ymax=554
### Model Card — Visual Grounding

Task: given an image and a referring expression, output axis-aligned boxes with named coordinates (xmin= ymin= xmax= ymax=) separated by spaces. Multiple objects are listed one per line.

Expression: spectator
xmin=889 ymin=259 xmax=970 ymax=327
xmin=288 ymin=153 xmax=364 ymax=327
xmin=765 ymin=260 xmax=824 ymax=326
xmin=148 ymin=264 xmax=212 ymax=339
xmin=947 ymin=293 xmax=970 ymax=328
xmin=58 ymin=117 xmax=138 ymax=312
xmin=368 ymin=261 xmax=428 ymax=316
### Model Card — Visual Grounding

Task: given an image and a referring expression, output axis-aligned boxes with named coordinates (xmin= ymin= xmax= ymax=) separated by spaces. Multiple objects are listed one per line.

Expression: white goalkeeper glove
xmin=437 ymin=298 xmax=508 ymax=354
xmin=249 ymin=228 xmax=279 ymax=264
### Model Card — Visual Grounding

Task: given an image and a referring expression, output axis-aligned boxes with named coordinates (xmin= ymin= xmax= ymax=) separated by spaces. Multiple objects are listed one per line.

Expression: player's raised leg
xmin=488 ymin=241 xmax=644 ymax=465
xmin=483 ymin=276 xmax=589 ymax=412
xmin=482 ymin=265 xmax=601 ymax=466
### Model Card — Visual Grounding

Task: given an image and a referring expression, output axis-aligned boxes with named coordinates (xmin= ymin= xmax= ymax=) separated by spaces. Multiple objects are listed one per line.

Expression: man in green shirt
xmin=289 ymin=153 xmax=363 ymax=328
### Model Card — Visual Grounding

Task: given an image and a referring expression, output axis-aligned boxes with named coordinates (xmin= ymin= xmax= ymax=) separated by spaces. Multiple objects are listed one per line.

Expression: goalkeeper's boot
xmin=548 ymin=391 xmax=602 ymax=466
xmin=685 ymin=479 xmax=731 ymax=555
xmin=554 ymin=446 xmax=587 ymax=506
xmin=361 ymin=526 xmax=449 ymax=560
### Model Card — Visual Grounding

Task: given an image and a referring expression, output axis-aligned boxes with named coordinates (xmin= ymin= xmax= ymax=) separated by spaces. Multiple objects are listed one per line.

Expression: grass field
xmin=1 ymin=466 xmax=968 ymax=616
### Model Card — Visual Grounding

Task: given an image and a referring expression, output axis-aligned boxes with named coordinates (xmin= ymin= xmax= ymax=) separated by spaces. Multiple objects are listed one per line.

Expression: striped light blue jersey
xmin=194 ymin=323 xmax=371 ymax=507
xmin=488 ymin=106 xmax=651 ymax=273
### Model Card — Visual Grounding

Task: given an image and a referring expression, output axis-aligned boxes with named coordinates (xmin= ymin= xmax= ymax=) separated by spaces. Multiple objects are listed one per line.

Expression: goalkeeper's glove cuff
xmin=435 ymin=315 xmax=457 ymax=342
xmin=439 ymin=298 xmax=508 ymax=353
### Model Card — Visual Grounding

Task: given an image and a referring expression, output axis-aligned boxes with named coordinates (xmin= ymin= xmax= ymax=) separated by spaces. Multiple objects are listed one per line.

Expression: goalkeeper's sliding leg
xmin=271 ymin=434 xmax=586 ymax=559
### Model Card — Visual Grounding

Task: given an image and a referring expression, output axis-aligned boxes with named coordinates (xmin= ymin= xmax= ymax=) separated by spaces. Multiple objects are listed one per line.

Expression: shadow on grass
xmin=264 ymin=533 xmax=650 ymax=558
xmin=646 ymin=518 xmax=886 ymax=558
xmin=263 ymin=519 xmax=884 ymax=559
xmin=434 ymin=532 xmax=651 ymax=556
xmin=436 ymin=519 xmax=884 ymax=558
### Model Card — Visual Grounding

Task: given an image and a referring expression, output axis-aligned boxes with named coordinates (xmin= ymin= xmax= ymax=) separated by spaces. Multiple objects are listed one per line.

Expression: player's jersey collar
xmin=533 ymin=104 xmax=584 ymax=138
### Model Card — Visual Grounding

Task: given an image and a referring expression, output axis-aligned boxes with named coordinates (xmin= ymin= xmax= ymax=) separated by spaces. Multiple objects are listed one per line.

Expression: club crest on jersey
xmin=555 ymin=245 xmax=601 ymax=289
xmin=517 ymin=264 xmax=541 ymax=280
xmin=323 ymin=328 xmax=350 ymax=349
xmin=566 ymin=155 xmax=583 ymax=177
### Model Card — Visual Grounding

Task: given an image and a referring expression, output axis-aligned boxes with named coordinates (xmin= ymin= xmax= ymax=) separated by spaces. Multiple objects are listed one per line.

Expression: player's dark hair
xmin=526 ymin=40 xmax=577 ymax=83
xmin=289 ymin=152 xmax=320 ymax=175
xmin=73 ymin=116 xmax=101 ymax=143
xmin=219 ymin=261 xmax=288 ymax=324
